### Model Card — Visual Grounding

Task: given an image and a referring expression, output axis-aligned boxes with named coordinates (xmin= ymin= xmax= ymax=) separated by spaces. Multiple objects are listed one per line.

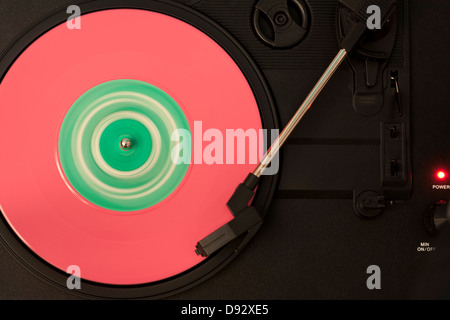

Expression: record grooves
xmin=0 ymin=0 xmax=278 ymax=299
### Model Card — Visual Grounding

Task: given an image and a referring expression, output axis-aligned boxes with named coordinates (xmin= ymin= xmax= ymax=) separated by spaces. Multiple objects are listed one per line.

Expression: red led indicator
xmin=436 ymin=170 xmax=447 ymax=180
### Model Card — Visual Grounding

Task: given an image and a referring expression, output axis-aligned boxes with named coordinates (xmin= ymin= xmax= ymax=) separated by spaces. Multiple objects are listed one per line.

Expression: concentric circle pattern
xmin=58 ymin=79 xmax=191 ymax=211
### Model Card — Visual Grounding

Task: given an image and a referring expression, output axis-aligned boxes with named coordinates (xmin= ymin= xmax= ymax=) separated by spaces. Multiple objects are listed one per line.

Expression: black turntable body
xmin=0 ymin=0 xmax=449 ymax=300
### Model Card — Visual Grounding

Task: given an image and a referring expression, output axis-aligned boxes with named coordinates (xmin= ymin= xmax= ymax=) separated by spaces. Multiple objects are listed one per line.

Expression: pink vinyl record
xmin=0 ymin=9 xmax=262 ymax=285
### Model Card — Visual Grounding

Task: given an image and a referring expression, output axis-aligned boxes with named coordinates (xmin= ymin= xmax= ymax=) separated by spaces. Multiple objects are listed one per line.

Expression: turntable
xmin=0 ymin=0 xmax=449 ymax=301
